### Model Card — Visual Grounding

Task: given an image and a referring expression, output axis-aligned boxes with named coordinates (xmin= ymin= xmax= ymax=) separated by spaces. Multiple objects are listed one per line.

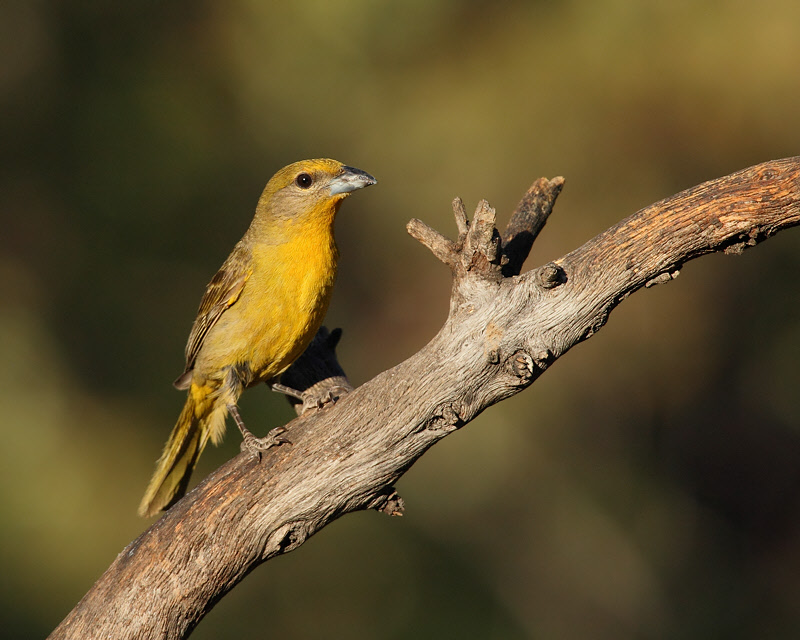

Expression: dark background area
xmin=1 ymin=2 xmax=799 ymax=638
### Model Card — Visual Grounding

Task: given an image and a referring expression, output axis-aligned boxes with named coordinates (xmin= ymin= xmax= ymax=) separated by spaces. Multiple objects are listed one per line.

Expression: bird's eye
xmin=295 ymin=173 xmax=313 ymax=189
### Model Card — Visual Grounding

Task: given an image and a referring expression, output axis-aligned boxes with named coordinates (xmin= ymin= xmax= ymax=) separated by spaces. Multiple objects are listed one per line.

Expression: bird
xmin=138 ymin=159 xmax=376 ymax=517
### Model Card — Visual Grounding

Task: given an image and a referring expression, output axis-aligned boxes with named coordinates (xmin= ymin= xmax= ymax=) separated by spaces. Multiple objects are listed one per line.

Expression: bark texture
xmin=50 ymin=157 xmax=800 ymax=640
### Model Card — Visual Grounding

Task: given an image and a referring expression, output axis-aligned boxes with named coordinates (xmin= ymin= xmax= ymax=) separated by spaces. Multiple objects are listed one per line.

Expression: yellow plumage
xmin=139 ymin=159 xmax=376 ymax=517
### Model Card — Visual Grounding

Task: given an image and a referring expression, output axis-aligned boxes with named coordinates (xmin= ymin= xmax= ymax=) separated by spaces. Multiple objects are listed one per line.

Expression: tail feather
xmin=138 ymin=387 xmax=222 ymax=518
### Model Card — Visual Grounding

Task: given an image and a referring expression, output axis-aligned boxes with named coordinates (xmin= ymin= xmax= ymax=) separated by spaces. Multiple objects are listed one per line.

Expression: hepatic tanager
xmin=139 ymin=159 xmax=376 ymax=517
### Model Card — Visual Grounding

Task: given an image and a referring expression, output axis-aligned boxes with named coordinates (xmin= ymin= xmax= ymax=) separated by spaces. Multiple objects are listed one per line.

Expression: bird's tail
xmin=138 ymin=383 xmax=228 ymax=518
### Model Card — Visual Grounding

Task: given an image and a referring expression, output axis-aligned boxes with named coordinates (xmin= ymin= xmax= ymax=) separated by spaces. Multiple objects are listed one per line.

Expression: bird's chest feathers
xmin=237 ymin=227 xmax=338 ymax=379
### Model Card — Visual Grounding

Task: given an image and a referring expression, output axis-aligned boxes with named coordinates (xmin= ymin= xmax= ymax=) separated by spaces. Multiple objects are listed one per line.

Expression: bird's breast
xmin=208 ymin=228 xmax=338 ymax=384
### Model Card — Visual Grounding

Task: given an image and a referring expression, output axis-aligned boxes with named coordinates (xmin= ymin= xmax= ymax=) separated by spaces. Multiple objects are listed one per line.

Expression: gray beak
xmin=329 ymin=166 xmax=377 ymax=196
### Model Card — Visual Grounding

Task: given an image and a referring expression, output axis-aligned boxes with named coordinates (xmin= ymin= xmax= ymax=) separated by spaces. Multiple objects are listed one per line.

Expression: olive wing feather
xmin=173 ymin=242 xmax=253 ymax=389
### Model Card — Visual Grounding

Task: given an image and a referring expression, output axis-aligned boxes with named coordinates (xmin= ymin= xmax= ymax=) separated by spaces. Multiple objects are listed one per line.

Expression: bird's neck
xmin=247 ymin=199 xmax=341 ymax=246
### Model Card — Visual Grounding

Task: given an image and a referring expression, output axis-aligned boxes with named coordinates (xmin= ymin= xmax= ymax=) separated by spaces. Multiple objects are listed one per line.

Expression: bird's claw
xmin=240 ymin=425 xmax=292 ymax=460
xmin=300 ymin=384 xmax=349 ymax=413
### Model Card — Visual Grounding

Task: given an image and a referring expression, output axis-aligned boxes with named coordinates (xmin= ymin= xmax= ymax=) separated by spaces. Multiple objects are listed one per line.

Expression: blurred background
xmin=2 ymin=1 xmax=799 ymax=638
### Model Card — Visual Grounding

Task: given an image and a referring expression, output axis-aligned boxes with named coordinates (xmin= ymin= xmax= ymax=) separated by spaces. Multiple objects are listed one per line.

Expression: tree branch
xmin=502 ymin=176 xmax=565 ymax=276
xmin=49 ymin=157 xmax=800 ymax=640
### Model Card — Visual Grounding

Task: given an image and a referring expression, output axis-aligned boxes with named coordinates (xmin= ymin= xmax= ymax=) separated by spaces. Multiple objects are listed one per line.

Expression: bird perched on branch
xmin=139 ymin=159 xmax=376 ymax=517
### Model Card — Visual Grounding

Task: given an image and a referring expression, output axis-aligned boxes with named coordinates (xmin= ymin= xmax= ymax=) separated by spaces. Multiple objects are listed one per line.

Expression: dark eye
xmin=295 ymin=173 xmax=313 ymax=189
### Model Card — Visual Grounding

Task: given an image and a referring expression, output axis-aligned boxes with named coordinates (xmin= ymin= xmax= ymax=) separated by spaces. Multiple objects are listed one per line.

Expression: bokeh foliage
xmin=1 ymin=1 xmax=799 ymax=638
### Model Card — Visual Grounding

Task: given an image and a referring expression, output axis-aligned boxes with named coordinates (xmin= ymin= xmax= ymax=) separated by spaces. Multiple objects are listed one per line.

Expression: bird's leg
xmin=228 ymin=404 xmax=292 ymax=461
xmin=271 ymin=380 xmax=347 ymax=413
xmin=270 ymin=382 xmax=305 ymax=401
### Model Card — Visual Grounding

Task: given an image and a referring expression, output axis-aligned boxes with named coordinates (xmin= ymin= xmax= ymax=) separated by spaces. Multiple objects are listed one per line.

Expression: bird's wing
xmin=174 ymin=242 xmax=252 ymax=388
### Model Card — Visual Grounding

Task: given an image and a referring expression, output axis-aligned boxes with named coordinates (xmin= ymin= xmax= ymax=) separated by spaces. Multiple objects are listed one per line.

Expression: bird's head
xmin=255 ymin=159 xmax=376 ymax=230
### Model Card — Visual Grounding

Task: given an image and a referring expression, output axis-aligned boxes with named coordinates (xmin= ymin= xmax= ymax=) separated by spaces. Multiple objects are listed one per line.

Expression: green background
xmin=2 ymin=1 xmax=799 ymax=638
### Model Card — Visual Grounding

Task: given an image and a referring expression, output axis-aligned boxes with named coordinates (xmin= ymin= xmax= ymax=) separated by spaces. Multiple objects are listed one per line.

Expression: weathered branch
xmin=406 ymin=217 xmax=457 ymax=268
xmin=50 ymin=157 xmax=800 ymax=640
xmin=502 ymin=176 xmax=565 ymax=276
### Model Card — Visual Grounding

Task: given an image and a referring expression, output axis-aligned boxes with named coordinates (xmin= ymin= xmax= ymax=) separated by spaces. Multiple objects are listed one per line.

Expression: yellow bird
xmin=139 ymin=159 xmax=376 ymax=517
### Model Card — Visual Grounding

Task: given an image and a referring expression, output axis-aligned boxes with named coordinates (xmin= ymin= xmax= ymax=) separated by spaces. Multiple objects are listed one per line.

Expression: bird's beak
xmin=329 ymin=166 xmax=377 ymax=196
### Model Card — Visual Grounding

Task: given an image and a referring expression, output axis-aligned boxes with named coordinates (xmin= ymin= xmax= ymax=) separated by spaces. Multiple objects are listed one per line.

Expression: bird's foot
xmin=305 ymin=385 xmax=349 ymax=411
xmin=240 ymin=426 xmax=292 ymax=461
xmin=228 ymin=404 xmax=292 ymax=461
xmin=271 ymin=380 xmax=347 ymax=413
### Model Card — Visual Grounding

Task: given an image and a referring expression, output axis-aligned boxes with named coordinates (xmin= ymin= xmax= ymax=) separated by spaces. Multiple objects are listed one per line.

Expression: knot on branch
xmin=265 ymin=521 xmax=309 ymax=558
xmin=508 ymin=351 xmax=535 ymax=381
xmin=427 ymin=402 xmax=463 ymax=434
xmin=369 ymin=487 xmax=405 ymax=517
xmin=532 ymin=348 xmax=553 ymax=368
xmin=645 ymin=269 xmax=681 ymax=288
xmin=500 ymin=349 xmax=549 ymax=390
xmin=534 ymin=262 xmax=567 ymax=289
xmin=723 ymin=227 xmax=767 ymax=255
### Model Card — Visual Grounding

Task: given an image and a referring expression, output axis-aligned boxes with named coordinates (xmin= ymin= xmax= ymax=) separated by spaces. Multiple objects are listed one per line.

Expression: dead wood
xmin=50 ymin=157 xmax=800 ymax=640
